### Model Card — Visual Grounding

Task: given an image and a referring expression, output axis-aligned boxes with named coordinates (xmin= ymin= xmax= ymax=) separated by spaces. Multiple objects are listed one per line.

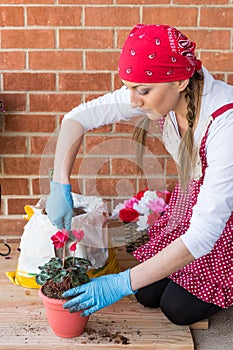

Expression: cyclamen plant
xmin=36 ymin=229 xmax=91 ymax=299
xmin=113 ymin=188 xmax=171 ymax=231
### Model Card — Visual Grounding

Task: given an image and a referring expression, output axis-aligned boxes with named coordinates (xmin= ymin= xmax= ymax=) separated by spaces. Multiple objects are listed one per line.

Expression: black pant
xmin=135 ymin=278 xmax=221 ymax=325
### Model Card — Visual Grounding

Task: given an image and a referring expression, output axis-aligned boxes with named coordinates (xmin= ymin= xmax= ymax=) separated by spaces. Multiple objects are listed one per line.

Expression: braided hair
xmin=132 ymin=71 xmax=203 ymax=188
xmin=178 ymin=71 xmax=203 ymax=189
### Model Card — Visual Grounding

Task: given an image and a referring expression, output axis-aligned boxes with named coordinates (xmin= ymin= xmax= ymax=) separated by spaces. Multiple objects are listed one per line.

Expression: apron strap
xmin=211 ymin=103 xmax=233 ymax=119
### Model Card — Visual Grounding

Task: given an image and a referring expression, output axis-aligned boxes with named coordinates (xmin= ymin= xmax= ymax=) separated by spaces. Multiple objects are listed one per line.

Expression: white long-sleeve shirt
xmin=63 ymin=67 xmax=233 ymax=259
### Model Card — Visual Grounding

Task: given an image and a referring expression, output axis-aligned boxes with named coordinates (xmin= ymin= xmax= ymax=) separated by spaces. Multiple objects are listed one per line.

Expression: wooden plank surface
xmin=0 ymin=242 xmax=196 ymax=349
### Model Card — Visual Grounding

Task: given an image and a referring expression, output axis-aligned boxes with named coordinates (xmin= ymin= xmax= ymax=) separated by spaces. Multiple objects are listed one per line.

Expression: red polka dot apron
xmin=133 ymin=104 xmax=233 ymax=308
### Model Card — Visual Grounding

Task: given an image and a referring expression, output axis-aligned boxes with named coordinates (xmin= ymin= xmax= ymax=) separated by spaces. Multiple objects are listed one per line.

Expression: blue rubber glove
xmin=46 ymin=181 xmax=73 ymax=230
xmin=62 ymin=269 xmax=137 ymax=316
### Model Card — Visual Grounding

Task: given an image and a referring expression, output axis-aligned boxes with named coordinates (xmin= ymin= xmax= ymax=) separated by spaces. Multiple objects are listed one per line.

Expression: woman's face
xmin=122 ymin=79 xmax=186 ymax=120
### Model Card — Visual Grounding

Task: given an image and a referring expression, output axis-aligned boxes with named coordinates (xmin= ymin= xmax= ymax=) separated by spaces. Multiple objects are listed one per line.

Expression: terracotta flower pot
xmin=38 ymin=287 xmax=89 ymax=338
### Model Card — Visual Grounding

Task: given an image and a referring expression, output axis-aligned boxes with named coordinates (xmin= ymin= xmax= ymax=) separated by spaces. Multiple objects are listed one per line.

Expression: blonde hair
xmin=132 ymin=71 xmax=203 ymax=189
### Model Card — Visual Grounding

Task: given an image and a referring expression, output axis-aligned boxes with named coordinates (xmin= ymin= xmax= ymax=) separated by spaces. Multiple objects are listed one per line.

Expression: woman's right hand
xmin=46 ymin=182 xmax=73 ymax=230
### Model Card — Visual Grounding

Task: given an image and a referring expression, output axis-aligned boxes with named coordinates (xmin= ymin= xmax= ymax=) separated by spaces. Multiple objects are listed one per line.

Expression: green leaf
xmin=36 ymin=274 xmax=48 ymax=285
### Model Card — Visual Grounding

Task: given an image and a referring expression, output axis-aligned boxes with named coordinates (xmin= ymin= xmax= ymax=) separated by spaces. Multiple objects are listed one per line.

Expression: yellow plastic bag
xmin=87 ymin=247 xmax=120 ymax=278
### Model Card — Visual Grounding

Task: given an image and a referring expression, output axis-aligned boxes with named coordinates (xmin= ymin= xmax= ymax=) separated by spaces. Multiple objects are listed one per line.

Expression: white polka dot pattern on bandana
xmin=118 ymin=24 xmax=202 ymax=84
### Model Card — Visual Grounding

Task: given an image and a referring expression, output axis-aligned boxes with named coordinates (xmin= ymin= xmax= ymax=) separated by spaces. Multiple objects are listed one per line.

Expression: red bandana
xmin=118 ymin=24 xmax=202 ymax=83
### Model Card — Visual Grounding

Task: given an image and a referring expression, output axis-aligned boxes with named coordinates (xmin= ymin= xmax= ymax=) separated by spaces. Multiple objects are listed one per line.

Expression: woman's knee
xmin=135 ymin=279 xmax=169 ymax=308
xmin=135 ymin=288 xmax=160 ymax=308
xmin=160 ymin=298 xmax=192 ymax=325
xmin=159 ymin=281 xmax=221 ymax=325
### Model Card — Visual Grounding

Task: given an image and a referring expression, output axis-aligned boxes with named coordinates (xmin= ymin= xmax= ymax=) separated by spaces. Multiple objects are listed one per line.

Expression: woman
xmin=46 ymin=24 xmax=233 ymax=325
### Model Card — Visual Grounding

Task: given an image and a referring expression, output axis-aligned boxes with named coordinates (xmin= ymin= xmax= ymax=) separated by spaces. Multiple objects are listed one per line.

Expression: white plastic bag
xmin=17 ymin=212 xmax=56 ymax=276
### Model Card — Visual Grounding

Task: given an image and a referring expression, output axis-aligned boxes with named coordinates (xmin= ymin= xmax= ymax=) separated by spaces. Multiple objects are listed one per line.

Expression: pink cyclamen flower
xmin=51 ymin=229 xmax=69 ymax=249
xmin=72 ymin=229 xmax=84 ymax=242
xmin=69 ymin=229 xmax=84 ymax=252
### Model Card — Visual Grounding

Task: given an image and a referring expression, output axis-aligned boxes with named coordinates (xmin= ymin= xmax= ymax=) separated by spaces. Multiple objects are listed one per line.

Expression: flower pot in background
xmin=39 ymin=288 xmax=89 ymax=338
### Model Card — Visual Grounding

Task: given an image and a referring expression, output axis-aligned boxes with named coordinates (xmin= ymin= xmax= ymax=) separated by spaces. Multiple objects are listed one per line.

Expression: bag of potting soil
xmin=6 ymin=194 xmax=120 ymax=289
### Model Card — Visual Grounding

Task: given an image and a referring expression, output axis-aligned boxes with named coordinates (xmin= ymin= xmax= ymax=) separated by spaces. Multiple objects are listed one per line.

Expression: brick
xmin=0 ymin=178 xmax=29 ymax=195
xmin=200 ymin=8 xmax=233 ymax=27
xmin=74 ymin=156 xmax=110 ymax=175
xmin=30 ymin=135 xmax=57 ymax=155
xmin=184 ymin=30 xmax=231 ymax=50
xmin=0 ymin=136 xmax=27 ymax=154
xmin=3 ymin=157 xmax=54 ymax=176
xmin=227 ymin=75 xmax=233 ymax=85
xmin=86 ymin=51 xmax=120 ymax=71
xmin=29 ymin=93 xmax=82 ymax=112
xmin=84 ymin=93 xmax=104 ymax=102
xmin=1 ymin=30 xmax=55 ymax=49
xmin=8 ymin=198 xmax=39 ymax=215
xmin=114 ymin=116 xmax=149 ymax=132
xmin=146 ymin=136 xmax=169 ymax=156
xmin=142 ymin=156 xmax=165 ymax=176
xmin=143 ymin=7 xmax=198 ymax=26
xmin=114 ymin=74 xmax=124 ymax=90
xmin=85 ymin=135 xmax=136 ymax=155
xmin=0 ymin=0 xmax=54 ymax=3
xmin=201 ymin=52 xmax=233 ymax=72
xmin=70 ymin=178 xmax=82 ymax=194
xmin=0 ymin=52 xmax=25 ymax=70
xmin=0 ymin=94 xmax=26 ymax=112
xmin=0 ymin=115 xmax=3 ymax=133
xmin=112 ymin=158 xmax=139 ymax=175
xmin=165 ymin=158 xmax=178 ymax=176
xmin=59 ymin=29 xmax=113 ymax=49
xmin=174 ymin=0 xmax=227 ymax=3
xmin=59 ymin=73 xmax=111 ymax=92
xmin=85 ymin=7 xmax=139 ymax=26
xmin=29 ymin=51 xmax=82 ymax=70
xmin=27 ymin=6 xmax=81 ymax=26
xmin=4 ymin=114 xmax=56 ymax=133
xmin=0 ymin=6 xmax=24 ymax=26
xmin=117 ymin=29 xmax=131 ymax=49
xmin=84 ymin=177 xmax=137 ymax=197
xmin=0 ymin=218 xmax=25 ymax=237
xmin=60 ymin=0 xmax=112 ymax=3
xmin=212 ymin=73 xmax=225 ymax=81
xmin=114 ymin=121 xmax=136 ymax=133
xmin=32 ymin=177 xmax=51 ymax=195
xmin=0 ymin=199 xmax=3 ymax=215
xmin=117 ymin=0 xmax=169 ymax=3
xmin=3 ymin=73 xmax=55 ymax=91
xmin=86 ymin=124 xmax=113 ymax=133
xmin=138 ymin=177 xmax=168 ymax=192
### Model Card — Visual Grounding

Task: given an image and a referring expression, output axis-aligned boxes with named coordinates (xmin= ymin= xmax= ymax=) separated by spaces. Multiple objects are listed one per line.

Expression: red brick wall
xmin=0 ymin=1 xmax=233 ymax=238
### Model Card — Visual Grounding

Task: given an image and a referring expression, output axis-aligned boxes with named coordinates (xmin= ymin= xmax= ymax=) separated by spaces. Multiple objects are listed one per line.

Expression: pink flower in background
xmin=114 ymin=188 xmax=171 ymax=231
xmin=147 ymin=197 xmax=168 ymax=213
xmin=124 ymin=197 xmax=139 ymax=209
xmin=157 ymin=190 xmax=172 ymax=204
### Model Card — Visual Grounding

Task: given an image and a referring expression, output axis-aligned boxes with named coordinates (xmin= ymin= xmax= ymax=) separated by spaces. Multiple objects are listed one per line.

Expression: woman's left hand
xmin=62 ymin=269 xmax=136 ymax=316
